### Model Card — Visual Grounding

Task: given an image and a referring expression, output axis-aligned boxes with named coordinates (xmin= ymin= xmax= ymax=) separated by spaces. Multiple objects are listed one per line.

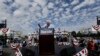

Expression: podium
xmin=39 ymin=28 xmax=55 ymax=56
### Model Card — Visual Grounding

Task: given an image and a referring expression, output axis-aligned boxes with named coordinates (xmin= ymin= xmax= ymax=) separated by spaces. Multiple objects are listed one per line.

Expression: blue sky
xmin=0 ymin=0 xmax=100 ymax=34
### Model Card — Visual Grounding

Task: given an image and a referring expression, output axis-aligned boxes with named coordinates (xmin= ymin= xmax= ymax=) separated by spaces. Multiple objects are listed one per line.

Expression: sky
xmin=0 ymin=0 xmax=100 ymax=34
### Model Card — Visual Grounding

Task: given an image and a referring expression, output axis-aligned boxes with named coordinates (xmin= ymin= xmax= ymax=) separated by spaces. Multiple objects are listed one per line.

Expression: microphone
xmin=38 ymin=24 xmax=41 ymax=28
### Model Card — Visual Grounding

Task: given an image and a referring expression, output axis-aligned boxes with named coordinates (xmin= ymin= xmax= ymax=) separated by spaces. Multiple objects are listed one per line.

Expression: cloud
xmin=13 ymin=9 xmax=24 ymax=17
xmin=47 ymin=2 xmax=54 ymax=9
xmin=0 ymin=0 xmax=100 ymax=34
xmin=62 ymin=3 xmax=69 ymax=7
xmin=15 ymin=0 xmax=30 ymax=6
xmin=42 ymin=6 xmax=49 ymax=18
xmin=34 ymin=0 xmax=46 ymax=7
xmin=73 ymin=0 xmax=95 ymax=11
xmin=71 ymin=0 xmax=79 ymax=5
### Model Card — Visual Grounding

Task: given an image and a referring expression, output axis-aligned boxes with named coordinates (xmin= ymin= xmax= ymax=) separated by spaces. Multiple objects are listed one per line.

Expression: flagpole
xmin=96 ymin=16 xmax=100 ymax=37
xmin=4 ymin=19 xmax=7 ymax=47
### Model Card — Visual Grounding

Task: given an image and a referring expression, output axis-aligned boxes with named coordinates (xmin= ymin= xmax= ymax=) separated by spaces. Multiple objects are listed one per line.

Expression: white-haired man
xmin=42 ymin=20 xmax=54 ymax=28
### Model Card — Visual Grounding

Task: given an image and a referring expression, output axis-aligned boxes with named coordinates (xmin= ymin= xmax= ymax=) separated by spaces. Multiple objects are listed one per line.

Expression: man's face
xmin=47 ymin=22 xmax=50 ymax=26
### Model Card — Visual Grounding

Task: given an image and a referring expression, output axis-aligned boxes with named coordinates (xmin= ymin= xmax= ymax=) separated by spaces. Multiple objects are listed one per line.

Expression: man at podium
xmin=38 ymin=20 xmax=55 ymax=29
xmin=38 ymin=20 xmax=55 ymax=55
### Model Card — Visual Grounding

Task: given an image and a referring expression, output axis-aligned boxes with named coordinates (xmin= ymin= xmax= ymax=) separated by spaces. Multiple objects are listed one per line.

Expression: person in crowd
xmin=87 ymin=38 xmax=98 ymax=56
xmin=15 ymin=48 xmax=23 ymax=56
xmin=10 ymin=40 xmax=22 ymax=56
xmin=79 ymin=38 xmax=86 ymax=47
xmin=22 ymin=36 xmax=28 ymax=47
xmin=60 ymin=47 xmax=76 ymax=56
xmin=22 ymin=40 xmax=27 ymax=47
xmin=57 ymin=28 xmax=62 ymax=42
xmin=27 ymin=34 xmax=33 ymax=46
xmin=72 ymin=37 xmax=79 ymax=47
xmin=10 ymin=37 xmax=14 ymax=43
xmin=6 ymin=38 xmax=10 ymax=46
xmin=97 ymin=39 xmax=100 ymax=56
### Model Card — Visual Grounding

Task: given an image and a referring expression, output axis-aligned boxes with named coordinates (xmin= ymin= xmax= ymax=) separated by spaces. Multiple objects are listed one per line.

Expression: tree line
xmin=71 ymin=31 xmax=100 ymax=39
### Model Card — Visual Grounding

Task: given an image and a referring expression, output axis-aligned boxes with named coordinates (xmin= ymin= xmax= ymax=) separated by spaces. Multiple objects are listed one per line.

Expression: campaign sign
xmin=39 ymin=28 xmax=55 ymax=55
xmin=39 ymin=28 xmax=54 ymax=35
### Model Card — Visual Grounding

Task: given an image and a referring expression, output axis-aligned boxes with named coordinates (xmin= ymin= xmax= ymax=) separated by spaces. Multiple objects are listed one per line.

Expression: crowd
xmin=87 ymin=38 xmax=100 ymax=56
xmin=71 ymin=37 xmax=100 ymax=56
xmin=55 ymin=33 xmax=100 ymax=56
xmin=0 ymin=33 xmax=99 ymax=56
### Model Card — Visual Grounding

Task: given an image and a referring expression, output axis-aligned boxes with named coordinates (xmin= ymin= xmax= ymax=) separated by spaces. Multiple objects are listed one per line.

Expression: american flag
xmin=2 ymin=28 xmax=9 ymax=34
xmin=92 ymin=25 xmax=100 ymax=31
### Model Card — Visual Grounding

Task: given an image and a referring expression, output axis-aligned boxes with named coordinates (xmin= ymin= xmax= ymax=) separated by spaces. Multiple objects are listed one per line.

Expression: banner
xmin=74 ymin=48 xmax=88 ymax=56
xmin=0 ymin=28 xmax=10 ymax=36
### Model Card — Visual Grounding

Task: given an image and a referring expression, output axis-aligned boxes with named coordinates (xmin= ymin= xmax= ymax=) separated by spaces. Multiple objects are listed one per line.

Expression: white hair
xmin=46 ymin=20 xmax=51 ymax=23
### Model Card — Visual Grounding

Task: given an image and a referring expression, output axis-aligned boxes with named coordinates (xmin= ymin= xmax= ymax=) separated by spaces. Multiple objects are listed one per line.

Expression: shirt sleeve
xmin=41 ymin=24 xmax=46 ymax=28
xmin=49 ymin=24 xmax=55 ymax=28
